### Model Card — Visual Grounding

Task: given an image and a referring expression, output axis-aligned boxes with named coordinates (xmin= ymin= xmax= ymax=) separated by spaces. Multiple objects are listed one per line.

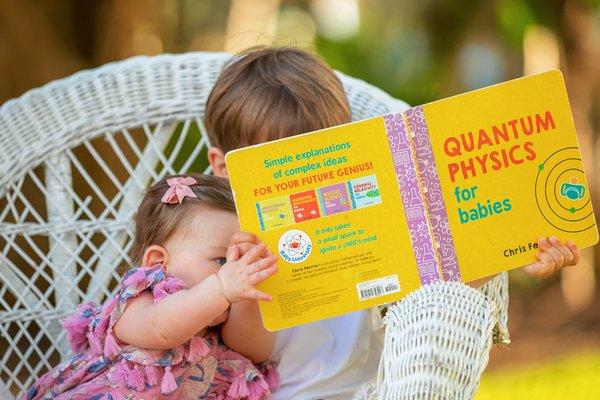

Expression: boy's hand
xmin=521 ymin=236 xmax=580 ymax=279
xmin=217 ymin=242 xmax=278 ymax=303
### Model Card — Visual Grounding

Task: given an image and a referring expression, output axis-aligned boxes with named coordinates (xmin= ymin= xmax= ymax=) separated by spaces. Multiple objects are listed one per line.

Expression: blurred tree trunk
xmin=560 ymin=0 xmax=600 ymax=311
xmin=93 ymin=0 xmax=166 ymax=64
xmin=0 ymin=0 xmax=84 ymax=103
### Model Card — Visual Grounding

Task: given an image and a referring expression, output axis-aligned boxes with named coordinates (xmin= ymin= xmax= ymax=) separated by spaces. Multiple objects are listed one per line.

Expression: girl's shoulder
xmin=117 ymin=265 xmax=186 ymax=310
xmin=61 ymin=265 xmax=185 ymax=357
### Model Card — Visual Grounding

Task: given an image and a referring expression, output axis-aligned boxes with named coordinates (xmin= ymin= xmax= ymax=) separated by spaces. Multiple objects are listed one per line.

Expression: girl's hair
xmin=130 ymin=173 xmax=235 ymax=266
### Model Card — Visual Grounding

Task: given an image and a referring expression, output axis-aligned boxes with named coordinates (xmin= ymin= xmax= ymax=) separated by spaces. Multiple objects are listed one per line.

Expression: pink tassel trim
xmin=161 ymin=366 xmax=177 ymax=395
xmin=248 ymin=377 xmax=270 ymax=400
xmin=123 ymin=268 xmax=147 ymax=287
xmin=87 ymin=330 xmax=103 ymax=354
xmin=187 ymin=336 xmax=211 ymax=362
xmin=101 ymin=296 xmax=118 ymax=318
xmin=262 ymin=363 xmax=280 ymax=389
xmin=227 ymin=375 xmax=250 ymax=399
xmin=145 ymin=365 xmax=159 ymax=386
xmin=103 ymin=330 xmax=120 ymax=358
xmin=62 ymin=315 xmax=91 ymax=352
xmin=114 ymin=361 xmax=128 ymax=386
xmin=93 ymin=315 xmax=109 ymax=337
xmin=127 ymin=365 xmax=146 ymax=391
xmin=152 ymin=277 xmax=186 ymax=303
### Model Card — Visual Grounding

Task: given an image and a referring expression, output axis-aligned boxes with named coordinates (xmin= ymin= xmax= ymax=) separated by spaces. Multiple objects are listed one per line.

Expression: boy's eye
xmin=215 ymin=257 xmax=227 ymax=266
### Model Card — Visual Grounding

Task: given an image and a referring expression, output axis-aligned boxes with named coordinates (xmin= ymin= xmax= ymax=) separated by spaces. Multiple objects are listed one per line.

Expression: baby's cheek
xmin=187 ymin=263 xmax=220 ymax=286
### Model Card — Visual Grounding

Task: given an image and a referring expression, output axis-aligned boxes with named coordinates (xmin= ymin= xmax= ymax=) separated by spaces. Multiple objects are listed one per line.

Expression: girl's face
xmin=164 ymin=206 xmax=239 ymax=288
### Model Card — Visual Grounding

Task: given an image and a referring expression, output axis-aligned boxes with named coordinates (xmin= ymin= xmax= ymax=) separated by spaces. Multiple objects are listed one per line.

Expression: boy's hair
xmin=130 ymin=173 xmax=235 ymax=266
xmin=205 ymin=46 xmax=351 ymax=153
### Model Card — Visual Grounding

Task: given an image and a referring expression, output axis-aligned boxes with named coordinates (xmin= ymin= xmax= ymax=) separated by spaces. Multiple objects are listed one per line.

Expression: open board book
xmin=226 ymin=70 xmax=598 ymax=331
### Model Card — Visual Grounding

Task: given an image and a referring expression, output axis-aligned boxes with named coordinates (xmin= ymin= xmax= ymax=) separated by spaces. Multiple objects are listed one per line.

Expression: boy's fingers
xmin=549 ymin=236 xmax=574 ymax=266
xmin=535 ymin=251 xmax=556 ymax=274
xmin=522 ymin=262 xmax=551 ymax=278
xmin=566 ymin=241 xmax=580 ymax=265
xmin=544 ymin=243 xmax=565 ymax=268
xmin=525 ymin=238 xmax=580 ymax=278
xmin=537 ymin=237 xmax=552 ymax=251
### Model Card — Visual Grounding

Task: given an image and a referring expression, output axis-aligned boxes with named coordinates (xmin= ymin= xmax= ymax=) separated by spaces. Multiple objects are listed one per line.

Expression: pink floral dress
xmin=24 ymin=265 xmax=279 ymax=400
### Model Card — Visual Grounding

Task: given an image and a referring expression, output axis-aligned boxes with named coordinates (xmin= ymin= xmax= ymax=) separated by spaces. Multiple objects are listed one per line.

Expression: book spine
xmin=404 ymin=106 xmax=462 ymax=282
xmin=383 ymin=113 xmax=440 ymax=285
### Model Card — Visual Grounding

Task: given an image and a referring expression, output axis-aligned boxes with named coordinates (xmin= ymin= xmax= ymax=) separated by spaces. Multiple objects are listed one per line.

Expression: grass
xmin=476 ymin=351 xmax=600 ymax=399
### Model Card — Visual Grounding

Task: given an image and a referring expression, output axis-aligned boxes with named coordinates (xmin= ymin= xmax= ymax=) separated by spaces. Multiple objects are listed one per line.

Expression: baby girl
xmin=25 ymin=174 xmax=279 ymax=399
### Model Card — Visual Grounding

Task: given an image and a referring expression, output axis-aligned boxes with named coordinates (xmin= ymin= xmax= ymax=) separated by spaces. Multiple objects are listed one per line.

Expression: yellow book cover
xmin=225 ymin=70 xmax=598 ymax=331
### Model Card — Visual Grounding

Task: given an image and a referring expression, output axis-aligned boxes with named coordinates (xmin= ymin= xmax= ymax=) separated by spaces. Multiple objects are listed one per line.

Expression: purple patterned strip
xmin=404 ymin=106 xmax=461 ymax=282
xmin=383 ymin=113 xmax=440 ymax=285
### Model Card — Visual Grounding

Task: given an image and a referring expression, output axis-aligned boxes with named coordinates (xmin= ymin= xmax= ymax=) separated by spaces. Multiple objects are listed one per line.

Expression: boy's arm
xmin=221 ymin=299 xmax=275 ymax=363
xmin=467 ymin=236 xmax=579 ymax=288
xmin=466 ymin=275 xmax=495 ymax=288
xmin=521 ymin=237 xmax=579 ymax=278
xmin=465 ymin=237 xmax=579 ymax=345
xmin=114 ymin=274 xmax=229 ymax=349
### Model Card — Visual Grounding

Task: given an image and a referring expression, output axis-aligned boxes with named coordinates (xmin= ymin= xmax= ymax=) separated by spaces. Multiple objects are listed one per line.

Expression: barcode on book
xmin=356 ymin=275 xmax=401 ymax=301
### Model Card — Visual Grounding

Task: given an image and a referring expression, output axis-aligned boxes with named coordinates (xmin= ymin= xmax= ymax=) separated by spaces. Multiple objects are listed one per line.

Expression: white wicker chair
xmin=0 ymin=51 xmax=508 ymax=399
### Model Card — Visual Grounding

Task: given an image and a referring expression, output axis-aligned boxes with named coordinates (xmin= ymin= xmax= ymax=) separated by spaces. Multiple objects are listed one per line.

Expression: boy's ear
xmin=208 ymin=147 xmax=228 ymax=178
xmin=142 ymin=245 xmax=169 ymax=271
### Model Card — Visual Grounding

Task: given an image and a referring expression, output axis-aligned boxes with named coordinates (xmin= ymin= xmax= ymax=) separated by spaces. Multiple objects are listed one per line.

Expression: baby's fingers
xmin=241 ymin=242 xmax=268 ymax=263
xmin=230 ymin=232 xmax=260 ymax=246
xmin=226 ymin=244 xmax=241 ymax=262
xmin=246 ymin=255 xmax=278 ymax=284
xmin=236 ymin=242 xmax=256 ymax=256
xmin=245 ymin=288 xmax=273 ymax=302
xmin=249 ymin=264 xmax=278 ymax=286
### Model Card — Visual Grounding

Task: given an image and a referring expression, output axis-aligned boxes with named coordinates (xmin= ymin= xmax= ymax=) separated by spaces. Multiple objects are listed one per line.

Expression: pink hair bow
xmin=161 ymin=176 xmax=198 ymax=204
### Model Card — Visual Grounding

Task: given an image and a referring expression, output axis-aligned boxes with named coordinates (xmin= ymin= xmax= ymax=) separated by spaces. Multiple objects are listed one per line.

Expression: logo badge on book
xmin=278 ymin=229 xmax=312 ymax=264
xmin=560 ymin=177 xmax=585 ymax=201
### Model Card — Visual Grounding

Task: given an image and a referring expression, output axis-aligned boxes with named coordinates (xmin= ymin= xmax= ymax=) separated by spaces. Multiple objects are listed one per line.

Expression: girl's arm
xmin=220 ymin=232 xmax=276 ymax=363
xmin=114 ymin=243 xmax=278 ymax=349
xmin=114 ymin=274 xmax=229 ymax=349
xmin=221 ymin=300 xmax=275 ymax=363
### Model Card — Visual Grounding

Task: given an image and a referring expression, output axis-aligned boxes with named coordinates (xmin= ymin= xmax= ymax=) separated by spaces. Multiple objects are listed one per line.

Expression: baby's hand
xmin=521 ymin=236 xmax=580 ymax=279
xmin=217 ymin=242 xmax=278 ymax=303
xmin=228 ymin=231 xmax=264 ymax=257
